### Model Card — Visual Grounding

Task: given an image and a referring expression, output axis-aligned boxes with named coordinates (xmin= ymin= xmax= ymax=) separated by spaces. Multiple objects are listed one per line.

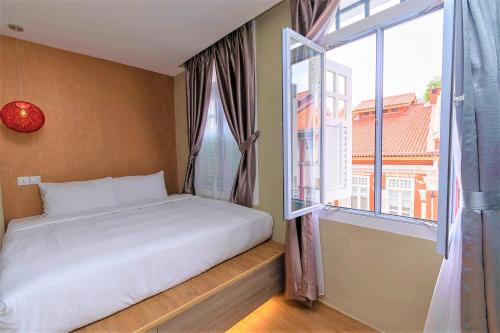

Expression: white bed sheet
xmin=0 ymin=195 xmax=273 ymax=333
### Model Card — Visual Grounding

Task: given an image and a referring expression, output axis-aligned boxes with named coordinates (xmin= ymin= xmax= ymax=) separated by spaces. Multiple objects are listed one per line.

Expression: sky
xmin=292 ymin=8 xmax=444 ymax=108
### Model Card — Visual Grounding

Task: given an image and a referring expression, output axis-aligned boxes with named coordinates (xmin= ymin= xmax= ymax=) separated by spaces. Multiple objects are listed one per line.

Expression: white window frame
xmin=283 ymin=0 xmax=455 ymax=254
xmin=351 ymin=175 xmax=370 ymax=210
xmin=322 ymin=0 xmax=454 ymax=228
xmin=331 ymin=0 xmax=405 ymax=32
xmin=282 ymin=28 xmax=326 ymax=220
xmin=386 ymin=177 xmax=414 ymax=217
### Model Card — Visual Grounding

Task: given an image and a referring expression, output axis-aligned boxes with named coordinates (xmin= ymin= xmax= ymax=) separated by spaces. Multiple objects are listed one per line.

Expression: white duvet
xmin=0 ymin=195 xmax=273 ymax=333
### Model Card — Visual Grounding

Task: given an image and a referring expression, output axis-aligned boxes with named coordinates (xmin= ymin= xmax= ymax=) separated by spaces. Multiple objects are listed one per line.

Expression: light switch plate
xmin=29 ymin=176 xmax=41 ymax=184
xmin=17 ymin=176 xmax=30 ymax=186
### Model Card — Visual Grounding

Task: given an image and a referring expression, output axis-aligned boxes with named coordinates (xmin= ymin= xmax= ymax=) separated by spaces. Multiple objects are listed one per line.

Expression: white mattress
xmin=0 ymin=195 xmax=273 ymax=333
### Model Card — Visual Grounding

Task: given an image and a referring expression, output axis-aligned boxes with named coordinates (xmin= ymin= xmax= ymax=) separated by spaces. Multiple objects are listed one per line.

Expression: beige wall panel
xmin=320 ymin=220 xmax=442 ymax=332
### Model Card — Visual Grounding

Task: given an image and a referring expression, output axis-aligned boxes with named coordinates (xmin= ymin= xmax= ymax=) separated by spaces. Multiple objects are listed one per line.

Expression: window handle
xmin=453 ymin=94 xmax=464 ymax=107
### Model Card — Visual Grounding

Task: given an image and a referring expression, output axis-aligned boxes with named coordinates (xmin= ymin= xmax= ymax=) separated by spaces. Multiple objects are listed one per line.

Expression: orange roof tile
xmin=353 ymin=93 xmax=417 ymax=112
xmin=295 ymin=91 xmax=437 ymax=158
xmin=352 ymin=103 xmax=436 ymax=157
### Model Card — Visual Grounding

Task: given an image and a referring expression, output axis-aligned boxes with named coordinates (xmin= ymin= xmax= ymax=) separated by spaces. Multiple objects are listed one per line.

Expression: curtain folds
xmin=426 ymin=0 xmax=500 ymax=331
xmin=213 ymin=22 xmax=258 ymax=207
xmin=291 ymin=0 xmax=340 ymax=39
xmin=286 ymin=0 xmax=339 ymax=305
xmin=182 ymin=50 xmax=214 ymax=195
xmin=184 ymin=22 xmax=258 ymax=206
xmin=194 ymin=71 xmax=240 ymax=201
xmin=285 ymin=212 xmax=321 ymax=306
xmin=459 ymin=0 xmax=500 ymax=330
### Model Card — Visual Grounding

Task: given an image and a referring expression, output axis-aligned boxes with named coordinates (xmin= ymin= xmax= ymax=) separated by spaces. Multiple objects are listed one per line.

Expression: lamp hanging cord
xmin=16 ymin=38 xmax=23 ymax=100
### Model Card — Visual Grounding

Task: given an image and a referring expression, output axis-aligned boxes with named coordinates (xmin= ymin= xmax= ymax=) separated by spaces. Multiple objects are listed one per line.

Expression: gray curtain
xmin=213 ymin=22 xmax=258 ymax=207
xmin=285 ymin=0 xmax=339 ymax=305
xmin=460 ymin=0 xmax=500 ymax=331
xmin=285 ymin=213 xmax=319 ymax=306
xmin=291 ymin=0 xmax=339 ymax=39
xmin=182 ymin=50 xmax=214 ymax=195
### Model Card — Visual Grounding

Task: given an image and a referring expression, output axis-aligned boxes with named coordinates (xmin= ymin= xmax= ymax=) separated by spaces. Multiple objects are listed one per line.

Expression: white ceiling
xmin=0 ymin=0 xmax=281 ymax=76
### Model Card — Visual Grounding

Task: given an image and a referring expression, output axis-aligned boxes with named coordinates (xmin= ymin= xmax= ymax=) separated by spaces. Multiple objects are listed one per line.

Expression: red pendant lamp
xmin=0 ymin=33 xmax=45 ymax=133
xmin=0 ymin=101 xmax=45 ymax=133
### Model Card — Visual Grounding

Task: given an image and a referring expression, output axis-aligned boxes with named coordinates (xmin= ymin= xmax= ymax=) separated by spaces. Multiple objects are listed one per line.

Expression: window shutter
xmin=323 ymin=59 xmax=352 ymax=203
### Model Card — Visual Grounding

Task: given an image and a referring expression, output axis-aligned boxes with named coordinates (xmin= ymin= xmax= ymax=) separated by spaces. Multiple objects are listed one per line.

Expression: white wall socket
xmin=17 ymin=177 xmax=30 ymax=186
xmin=17 ymin=176 xmax=41 ymax=186
xmin=30 ymin=176 xmax=41 ymax=184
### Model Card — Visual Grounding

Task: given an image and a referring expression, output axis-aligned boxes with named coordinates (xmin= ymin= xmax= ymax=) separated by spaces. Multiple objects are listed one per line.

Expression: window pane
xmin=326 ymin=71 xmax=335 ymax=92
xmin=351 ymin=195 xmax=359 ymax=209
xmin=369 ymin=0 xmax=400 ymax=15
xmin=340 ymin=0 xmax=362 ymax=10
xmin=360 ymin=187 xmax=368 ymax=210
xmin=327 ymin=0 xmax=403 ymax=33
xmin=388 ymin=190 xmax=399 ymax=214
xmin=337 ymin=75 xmax=346 ymax=95
xmin=289 ymin=37 xmax=322 ymax=213
xmin=401 ymin=191 xmax=412 ymax=216
xmin=326 ymin=34 xmax=376 ymax=212
xmin=337 ymin=99 xmax=346 ymax=119
xmin=339 ymin=3 xmax=365 ymax=29
xmin=326 ymin=96 xmax=334 ymax=116
xmin=381 ymin=10 xmax=443 ymax=221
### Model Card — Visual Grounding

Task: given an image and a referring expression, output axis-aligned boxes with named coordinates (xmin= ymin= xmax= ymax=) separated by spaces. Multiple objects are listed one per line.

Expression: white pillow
xmin=38 ymin=177 xmax=118 ymax=216
xmin=111 ymin=171 xmax=168 ymax=206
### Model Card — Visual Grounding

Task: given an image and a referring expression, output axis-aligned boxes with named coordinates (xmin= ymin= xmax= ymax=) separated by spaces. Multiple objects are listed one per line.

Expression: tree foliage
xmin=424 ymin=76 xmax=442 ymax=102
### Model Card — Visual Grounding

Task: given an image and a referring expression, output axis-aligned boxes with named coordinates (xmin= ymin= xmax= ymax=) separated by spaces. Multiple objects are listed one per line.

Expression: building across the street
xmin=295 ymin=88 xmax=441 ymax=221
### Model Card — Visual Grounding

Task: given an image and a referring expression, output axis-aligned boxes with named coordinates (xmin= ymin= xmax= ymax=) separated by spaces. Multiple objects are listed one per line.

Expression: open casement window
xmin=282 ymin=28 xmax=353 ymax=220
xmin=284 ymin=0 xmax=456 ymax=257
xmin=324 ymin=60 xmax=352 ymax=203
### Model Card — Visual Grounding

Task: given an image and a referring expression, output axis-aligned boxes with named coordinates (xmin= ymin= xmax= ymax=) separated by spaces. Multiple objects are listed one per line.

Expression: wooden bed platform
xmin=74 ymin=240 xmax=284 ymax=333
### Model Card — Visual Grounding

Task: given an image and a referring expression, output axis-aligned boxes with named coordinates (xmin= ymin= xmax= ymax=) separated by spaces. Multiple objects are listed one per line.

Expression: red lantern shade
xmin=0 ymin=101 xmax=45 ymax=133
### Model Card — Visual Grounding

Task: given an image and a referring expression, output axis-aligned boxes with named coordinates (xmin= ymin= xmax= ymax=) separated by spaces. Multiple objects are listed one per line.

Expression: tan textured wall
xmin=0 ymin=185 xmax=4 ymax=241
xmin=253 ymin=2 xmax=442 ymax=332
xmin=254 ymin=0 xmax=291 ymax=243
xmin=320 ymin=221 xmax=442 ymax=332
xmin=0 ymin=35 xmax=177 ymax=223
xmin=174 ymin=72 xmax=188 ymax=191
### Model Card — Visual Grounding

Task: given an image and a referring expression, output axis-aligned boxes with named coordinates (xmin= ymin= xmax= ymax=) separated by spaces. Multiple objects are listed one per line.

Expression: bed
xmin=0 ymin=194 xmax=273 ymax=332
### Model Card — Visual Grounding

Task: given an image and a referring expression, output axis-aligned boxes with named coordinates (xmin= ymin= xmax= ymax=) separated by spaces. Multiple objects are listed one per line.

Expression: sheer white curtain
xmin=424 ymin=114 xmax=462 ymax=332
xmin=424 ymin=0 xmax=464 ymax=330
xmin=195 ymin=70 xmax=240 ymax=201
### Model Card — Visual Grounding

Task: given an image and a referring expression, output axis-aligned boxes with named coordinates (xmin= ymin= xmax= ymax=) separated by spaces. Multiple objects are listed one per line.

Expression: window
xmin=351 ymin=176 xmax=370 ymax=210
xmin=327 ymin=0 xmax=405 ymax=33
xmin=326 ymin=33 xmax=376 ymax=212
xmin=283 ymin=0 xmax=454 ymax=231
xmin=386 ymin=177 xmax=413 ymax=216
xmin=195 ymin=71 xmax=239 ymax=201
xmin=283 ymin=31 xmax=323 ymax=218
xmin=380 ymin=10 xmax=443 ymax=221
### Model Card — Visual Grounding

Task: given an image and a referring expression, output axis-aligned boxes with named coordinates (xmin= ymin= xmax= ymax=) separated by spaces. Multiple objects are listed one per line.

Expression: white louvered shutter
xmin=323 ymin=59 xmax=352 ymax=203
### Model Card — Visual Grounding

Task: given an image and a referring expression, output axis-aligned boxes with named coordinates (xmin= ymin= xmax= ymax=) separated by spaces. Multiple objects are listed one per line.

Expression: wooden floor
xmin=227 ymin=295 xmax=378 ymax=333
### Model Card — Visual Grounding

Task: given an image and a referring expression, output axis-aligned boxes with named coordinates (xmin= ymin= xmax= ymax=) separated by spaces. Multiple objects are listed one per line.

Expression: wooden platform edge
xmin=157 ymin=245 xmax=284 ymax=332
xmin=141 ymin=241 xmax=285 ymax=333
xmin=75 ymin=240 xmax=284 ymax=333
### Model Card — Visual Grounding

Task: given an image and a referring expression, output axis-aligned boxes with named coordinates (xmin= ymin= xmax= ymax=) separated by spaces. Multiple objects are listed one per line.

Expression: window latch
xmin=453 ymin=94 xmax=464 ymax=107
